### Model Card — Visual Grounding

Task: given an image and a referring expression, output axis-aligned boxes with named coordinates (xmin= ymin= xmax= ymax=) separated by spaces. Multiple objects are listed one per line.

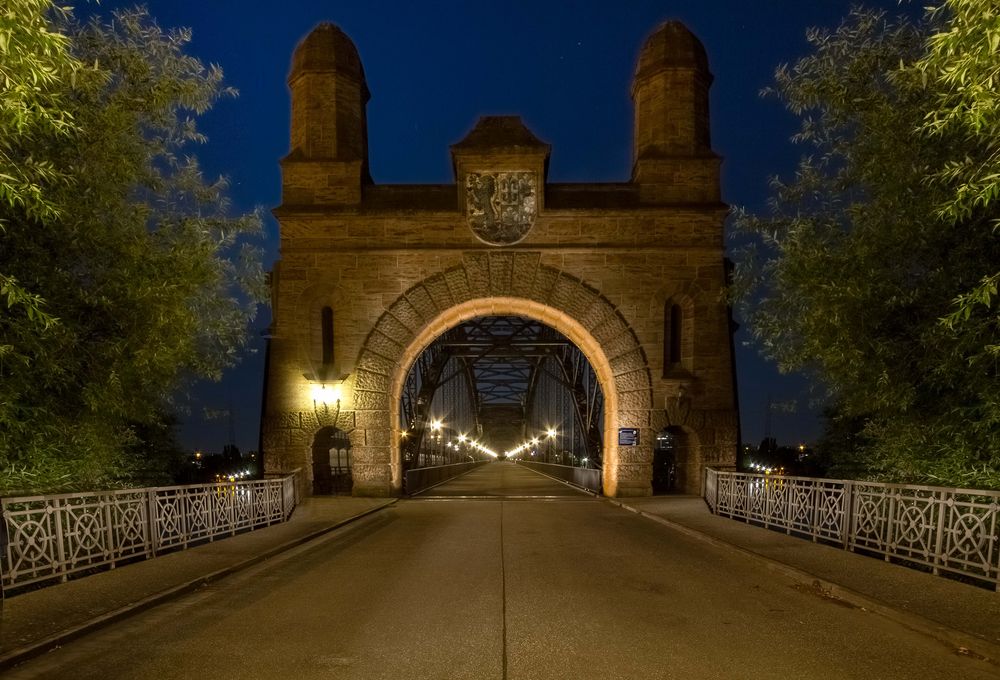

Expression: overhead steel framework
xmin=400 ymin=316 xmax=604 ymax=469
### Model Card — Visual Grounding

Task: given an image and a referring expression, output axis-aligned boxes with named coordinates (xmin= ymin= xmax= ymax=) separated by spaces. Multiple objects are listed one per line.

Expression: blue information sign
xmin=618 ymin=428 xmax=639 ymax=446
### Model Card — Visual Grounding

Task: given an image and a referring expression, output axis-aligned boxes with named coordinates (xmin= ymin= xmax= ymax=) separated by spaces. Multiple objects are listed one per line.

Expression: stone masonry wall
xmin=263 ymin=203 xmax=737 ymax=496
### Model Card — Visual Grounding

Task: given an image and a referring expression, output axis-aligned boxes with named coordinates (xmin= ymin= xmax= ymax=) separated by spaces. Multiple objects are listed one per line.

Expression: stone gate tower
xmin=261 ymin=21 xmax=739 ymax=497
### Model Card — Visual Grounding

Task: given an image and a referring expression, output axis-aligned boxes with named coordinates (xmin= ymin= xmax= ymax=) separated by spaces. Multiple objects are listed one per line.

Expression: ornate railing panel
xmin=705 ymin=469 xmax=1000 ymax=588
xmin=1 ymin=473 xmax=299 ymax=592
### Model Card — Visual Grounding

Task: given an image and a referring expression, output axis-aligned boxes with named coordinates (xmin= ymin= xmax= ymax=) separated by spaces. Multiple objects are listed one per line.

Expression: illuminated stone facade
xmin=262 ymin=21 xmax=738 ymax=497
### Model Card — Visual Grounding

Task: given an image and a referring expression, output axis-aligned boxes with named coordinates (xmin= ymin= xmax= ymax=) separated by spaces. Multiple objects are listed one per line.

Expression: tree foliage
xmin=0 ymin=6 xmax=265 ymax=494
xmin=732 ymin=5 xmax=1000 ymax=489
xmin=914 ymin=0 xmax=1000 ymax=359
xmin=0 ymin=0 xmax=79 ymax=334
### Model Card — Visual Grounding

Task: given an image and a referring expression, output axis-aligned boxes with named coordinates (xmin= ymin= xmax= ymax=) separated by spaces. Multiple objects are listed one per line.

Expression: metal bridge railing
xmin=1 ymin=471 xmax=301 ymax=593
xmin=404 ymin=461 xmax=488 ymax=495
xmin=705 ymin=468 xmax=1000 ymax=589
xmin=516 ymin=460 xmax=602 ymax=494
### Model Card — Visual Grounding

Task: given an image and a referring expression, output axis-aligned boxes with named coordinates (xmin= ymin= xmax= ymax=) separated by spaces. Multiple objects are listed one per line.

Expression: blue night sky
xmin=89 ymin=0 xmax=918 ymax=454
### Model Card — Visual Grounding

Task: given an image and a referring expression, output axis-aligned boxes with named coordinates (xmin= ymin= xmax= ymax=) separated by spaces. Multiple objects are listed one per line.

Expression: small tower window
xmin=664 ymin=303 xmax=683 ymax=374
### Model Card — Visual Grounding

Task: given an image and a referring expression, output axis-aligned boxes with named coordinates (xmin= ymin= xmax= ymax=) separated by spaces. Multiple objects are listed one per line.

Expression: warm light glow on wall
xmin=311 ymin=382 xmax=343 ymax=405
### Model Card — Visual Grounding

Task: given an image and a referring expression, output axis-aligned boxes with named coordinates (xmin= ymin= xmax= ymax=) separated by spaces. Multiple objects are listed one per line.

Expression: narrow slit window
xmin=321 ymin=306 xmax=334 ymax=366
xmin=670 ymin=304 xmax=682 ymax=364
xmin=664 ymin=302 xmax=683 ymax=375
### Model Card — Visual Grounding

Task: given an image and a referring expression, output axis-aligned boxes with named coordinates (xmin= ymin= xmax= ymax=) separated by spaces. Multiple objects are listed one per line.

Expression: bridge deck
xmin=6 ymin=467 xmax=996 ymax=678
xmin=415 ymin=460 xmax=589 ymax=497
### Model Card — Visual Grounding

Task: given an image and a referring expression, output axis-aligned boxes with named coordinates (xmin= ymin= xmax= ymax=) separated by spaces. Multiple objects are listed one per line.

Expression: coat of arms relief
xmin=465 ymin=171 xmax=537 ymax=246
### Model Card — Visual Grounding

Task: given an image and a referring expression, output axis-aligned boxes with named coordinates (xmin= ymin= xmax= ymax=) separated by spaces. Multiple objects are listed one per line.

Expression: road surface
xmin=7 ymin=462 xmax=994 ymax=679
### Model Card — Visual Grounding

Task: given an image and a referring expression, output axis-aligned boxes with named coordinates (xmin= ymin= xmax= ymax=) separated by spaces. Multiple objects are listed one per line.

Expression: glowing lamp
xmin=311 ymin=382 xmax=343 ymax=405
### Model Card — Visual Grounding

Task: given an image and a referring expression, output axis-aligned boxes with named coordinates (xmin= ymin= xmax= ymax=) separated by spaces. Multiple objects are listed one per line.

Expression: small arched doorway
xmin=311 ymin=427 xmax=352 ymax=495
xmin=653 ymin=426 xmax=694 ymax=494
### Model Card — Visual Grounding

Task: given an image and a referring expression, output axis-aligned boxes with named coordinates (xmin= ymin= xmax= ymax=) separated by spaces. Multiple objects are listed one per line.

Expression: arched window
xmin=663 ymin=302 xmax=683 ymax=374
xmin=321 ymin=306 xmax=334 ymax=367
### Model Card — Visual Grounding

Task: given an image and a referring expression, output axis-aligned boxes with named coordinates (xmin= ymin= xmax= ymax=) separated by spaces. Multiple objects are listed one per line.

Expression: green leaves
xmin=0 ymin=6 xmax=265 ymax=494
xmin=0 ymin=0 xmax=81 ymax=223
xmin=733 ymin=5 xmax=1000 ymax=489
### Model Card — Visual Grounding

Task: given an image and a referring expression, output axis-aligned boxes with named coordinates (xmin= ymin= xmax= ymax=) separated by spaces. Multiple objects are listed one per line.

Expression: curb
xmin=609 ymin=499 xmax=1000 ymax=668
xmin=0 ymin=499 xmax=397 ymax=672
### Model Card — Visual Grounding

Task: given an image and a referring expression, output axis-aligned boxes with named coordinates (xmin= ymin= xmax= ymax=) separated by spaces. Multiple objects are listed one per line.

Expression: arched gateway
xmin=261 ymin=21 xmax=738 ymax=497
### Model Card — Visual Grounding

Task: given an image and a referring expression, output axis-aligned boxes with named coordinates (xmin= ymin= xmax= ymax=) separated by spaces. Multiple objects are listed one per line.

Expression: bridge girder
xmin=401 ymin=316 xmax=604 ymax=464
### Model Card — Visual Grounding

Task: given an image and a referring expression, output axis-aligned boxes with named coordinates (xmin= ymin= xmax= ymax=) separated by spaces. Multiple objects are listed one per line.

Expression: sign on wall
xmin=618 ymin=428 xmax=639 ymax=446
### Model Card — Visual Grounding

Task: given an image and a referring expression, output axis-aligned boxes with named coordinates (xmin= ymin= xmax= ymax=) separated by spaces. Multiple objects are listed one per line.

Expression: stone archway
xmin=348 ymin=252 xmax=654 ymax=497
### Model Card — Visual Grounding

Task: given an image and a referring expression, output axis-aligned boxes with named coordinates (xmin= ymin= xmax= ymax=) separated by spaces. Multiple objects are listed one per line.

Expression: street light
xmin=429 ymin=419 xmax=444 ymax=466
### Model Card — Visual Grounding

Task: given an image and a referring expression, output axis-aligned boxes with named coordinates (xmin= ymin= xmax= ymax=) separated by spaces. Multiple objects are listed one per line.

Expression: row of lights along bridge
xmin=402 ymin=421 xmax=591 ymax=468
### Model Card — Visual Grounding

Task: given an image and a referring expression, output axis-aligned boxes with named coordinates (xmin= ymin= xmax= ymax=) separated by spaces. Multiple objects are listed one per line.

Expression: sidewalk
xmin=615 ymin=495 xmax=1000 ymax=663
xmin=0 ymin=496 xmax=395 ymax=670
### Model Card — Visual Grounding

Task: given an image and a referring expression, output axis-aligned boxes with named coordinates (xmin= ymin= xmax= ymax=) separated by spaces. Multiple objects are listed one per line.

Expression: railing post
xmin=53 ymin=497 xmax=67 ymax=583
xmin=885 ymin=488 xmax=897 ymax=562
xmin=146 ymin=488 xmax=158 ymax=558
xmin=932 ymin=490 xmax=948 ymax=577
xmin=103 ymin=494 xmax=116 ymax=569
xmin=809 ymin=480 xmax=821 ymax=542
xmin=1 ymin=499 xmax=8 ymax=607
xmin=229 ymin=483 xmax=237 ymax=537
xmin=181 ymin=487 xmax=191 ymax=548
xmin=841 ymin=481 xmax=854 ymax=550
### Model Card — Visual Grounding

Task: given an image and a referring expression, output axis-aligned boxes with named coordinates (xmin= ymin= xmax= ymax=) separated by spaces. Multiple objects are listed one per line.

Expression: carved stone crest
xmin=465 ymin=171 xmax=537 ymax=245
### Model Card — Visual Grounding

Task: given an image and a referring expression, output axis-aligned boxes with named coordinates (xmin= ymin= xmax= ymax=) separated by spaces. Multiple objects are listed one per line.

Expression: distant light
xmin=546 ymin=429 xmax=557 ymax=438
xmin=458 ymin=434 xmax=466 ymax=443
xmin=431 ymin=420 xmax=442 ymax=432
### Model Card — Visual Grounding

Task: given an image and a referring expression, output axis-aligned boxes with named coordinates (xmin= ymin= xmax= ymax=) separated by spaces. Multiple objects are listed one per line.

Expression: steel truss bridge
xmin=399 ymin=316 xmax=604 ymax=470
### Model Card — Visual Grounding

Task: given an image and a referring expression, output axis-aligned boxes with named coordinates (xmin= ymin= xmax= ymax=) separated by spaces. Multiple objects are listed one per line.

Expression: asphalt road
xmin=7 ymin=463 xmax=995 ymax=679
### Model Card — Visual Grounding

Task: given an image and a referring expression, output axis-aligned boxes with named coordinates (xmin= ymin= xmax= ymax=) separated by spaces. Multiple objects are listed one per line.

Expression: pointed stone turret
xmin=631 ymin=21 xmax=720 ymax=203
xmin=282 ymin=23 xmax=370 ymax=206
